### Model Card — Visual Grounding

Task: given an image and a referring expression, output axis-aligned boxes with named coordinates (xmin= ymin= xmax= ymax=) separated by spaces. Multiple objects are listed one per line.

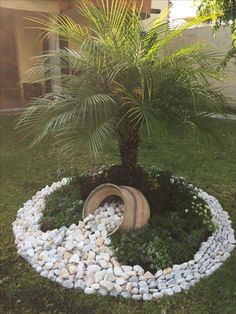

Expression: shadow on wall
xmin=170 ymin=25 xmax=236 ymax=107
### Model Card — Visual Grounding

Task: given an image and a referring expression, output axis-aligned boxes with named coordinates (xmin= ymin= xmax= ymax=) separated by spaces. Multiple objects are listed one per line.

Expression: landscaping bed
xmin=12 ymin=167 xmax=235 ymax=300
xmin=40 ymin=165 xmax=215 ymax=272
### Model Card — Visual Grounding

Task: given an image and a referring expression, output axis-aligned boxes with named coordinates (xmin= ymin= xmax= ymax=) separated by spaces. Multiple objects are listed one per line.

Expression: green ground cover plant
xmin=1 ymin=116 xmax=236 ymax=313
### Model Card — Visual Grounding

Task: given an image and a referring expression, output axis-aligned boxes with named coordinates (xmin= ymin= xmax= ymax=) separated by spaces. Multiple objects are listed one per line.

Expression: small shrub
xmin=40 ymin=180 xmax=83 ymax=231
xmin=111 ymin=226 xmax=172 ymax=272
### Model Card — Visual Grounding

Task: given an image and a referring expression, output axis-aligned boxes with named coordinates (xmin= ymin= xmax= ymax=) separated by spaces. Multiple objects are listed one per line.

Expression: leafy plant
xmin=196 ymin=0 xmax=236 ymax=67
xmin=111 ymin=226 xmax=172 ymax=271
xmin=17 ymin=0 xmax=230 ymax=174
xmin=40 ymin=180 xmax=83 ymax=230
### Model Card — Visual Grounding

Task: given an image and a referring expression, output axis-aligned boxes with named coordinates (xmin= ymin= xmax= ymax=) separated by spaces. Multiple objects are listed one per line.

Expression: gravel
xmin=12 ymin=177 xmax=235 ymax=301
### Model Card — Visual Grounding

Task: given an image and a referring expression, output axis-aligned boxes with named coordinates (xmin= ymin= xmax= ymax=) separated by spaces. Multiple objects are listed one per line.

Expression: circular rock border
xmin=12 ymin=178 xmax=235 ymax=300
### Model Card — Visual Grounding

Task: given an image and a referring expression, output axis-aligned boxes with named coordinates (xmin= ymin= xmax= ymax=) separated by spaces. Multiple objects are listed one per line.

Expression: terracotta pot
xmin=82 ymin=183 xmax=150 ymax=235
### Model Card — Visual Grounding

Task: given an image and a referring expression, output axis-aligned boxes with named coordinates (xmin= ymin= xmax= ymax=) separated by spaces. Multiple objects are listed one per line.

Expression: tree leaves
xmin=17 ymin=0 xmax=230 ymax=161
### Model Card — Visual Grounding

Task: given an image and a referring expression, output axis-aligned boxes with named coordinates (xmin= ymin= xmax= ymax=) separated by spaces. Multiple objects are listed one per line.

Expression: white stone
xmin=139 ymin=286 xmax=149 ymax=294
xmin=126 ymin=282 xmax=132 ymax=293
xmin=84 ymin=287 xmax=95 ymax=294
xmin=60 ymin=268 xmax=70 ymax=279
xmin=180 ymin=282 xmax=190 ymax=290
xmin=132 ymin=295 xmax=142 ymax=300
xmin=172 ymin=285 xmax=182 ymax=293
xmin=122 ymin=265 xmax=133 ymax=272
xmin=153 ymin=292 xmax=164 ymax=298
xmin=114 ymin=284 xmax=123 ymax=293
xmin=116 ymin=277 xmax=125 ymax=285
xmin=194 ymin=253 xmax=203 ymax=262
xmin=133 ymin=265 xmax=144 ymax=275
xmin=44 ymin=262 xmax=53 ymax=270
xmin=94 ymin=271 xmax=104 ymax=283
xmin=27 ymin=248 xmax=34 ymax=258
xmin=162 ymin=288 xmax=174 ymax=296
xmin=143 ymin=271 xmax=155 ymax=279
xmin=121 ymin=292 xmax=131 ymax=299
xmin=143 ymin=293 xmax=153 ymax=301
xmin=65 ymin=242 xmax=75 ymax=251
xmin=104 ymin=238 xmax=111 ymax=246
xmin=69 ymin=254 xmax=80 ymax=264
xmin=172 ymin=264 xmax=182 ymax=272
xmin=74 ymin=279 xmax=86 ymax=290
xmin=68 ymin=265 xmax=77 ymax=275
xmin=87 ymin=264 xmax=101 ymax=273
xmin=99 ymin=260 xmax=110 ymax=268
xmin=114 ymin=266 xmax=123 ymax=276
xmin=62 ymin=280 xmax=74 ymax=289
xmin=100 ymin=280 xmax=114 ymax=291
xmin=97 ymin=223 xmax=106 ymax=231
xmin=228 ymin=235 xmax=235 ymax=244
xmin=89 ymin=283 xmax=99 ymax=291
xmin=40 ymin=270 xmax=49 ymax=278
xmin=105 ymin=273 xmax=116 ymax=282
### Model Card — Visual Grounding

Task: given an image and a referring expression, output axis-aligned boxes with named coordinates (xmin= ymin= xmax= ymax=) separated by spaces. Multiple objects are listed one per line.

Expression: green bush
xmin=40 ymin=180 xmax=83 ymax=231
xmin=111 ymin=226 xmax=172 ymax=271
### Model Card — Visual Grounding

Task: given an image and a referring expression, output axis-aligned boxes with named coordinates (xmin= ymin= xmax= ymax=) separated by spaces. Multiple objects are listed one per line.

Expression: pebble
xmin=27 ymin=248 xmax=34 ymax=258
xmin=99 ymin=260 xmax=110 ymax=268
xmin=194 ymin=253 xmax=202 ymax=262
xmin=105 ymin=273 xmax=116 ymax=282
xmin=172 ymin=285 xmax=182 ymax=293
xmin=12 ymin=177 xmax=235 ymax=302
xmin=87 ymin=265 xmax=101 ymax=272
xmin=153 ymin=292 xmax=163 ymax=298
xmin=143 ymin=293 xmax=153 ymax=301
xmin=65 ymin=242 xmax=75 ymax=251
xmin=62 ymin=280 xmax=74 ymax=289
xmin=180 ymin=282 xmax=190 ymax=290
xmin=100 ymin=280 xmax=114 ymax=291
xmin=132 ymin=295 xmax=143 ymax=300
xmin=139 ymin=286 xmax=149 ymax=295
xmin=129 ymin=275 xmax=138 ymax=282
xmin=121 ymin=292 xmax=131 ymax=299
xmin=69 ymin=254 xmax=80 ymax=264
xmin=45 ymin=262 xmax=53 ymax=270
xmin=75 ymin=279 xmax=86 ymax=290
xmin=85 ymin=287 xmax=95 ymax=294
xmin=143 ymin=271 xmax=155 ymax=279
xmin=114 ymin=266 xmax=123 ymax=276
xmin=154 ymin=269 xmax=163 ymax=278
xmin=114 ymin=277 xmax=124 ymax=286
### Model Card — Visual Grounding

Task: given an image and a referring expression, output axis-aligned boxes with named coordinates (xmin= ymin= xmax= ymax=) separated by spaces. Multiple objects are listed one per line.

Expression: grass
xmin=0 ymin=115 xmax=236 ymax=314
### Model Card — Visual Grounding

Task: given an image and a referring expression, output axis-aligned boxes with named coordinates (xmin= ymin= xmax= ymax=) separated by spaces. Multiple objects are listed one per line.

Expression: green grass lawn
xmin=0 ymin=115 xmax=236 ymax=314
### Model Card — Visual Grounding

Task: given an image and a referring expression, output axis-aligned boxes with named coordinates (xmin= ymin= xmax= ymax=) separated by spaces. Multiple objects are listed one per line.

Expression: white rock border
xmin=12 ymin=177 xmax=235 ymax=301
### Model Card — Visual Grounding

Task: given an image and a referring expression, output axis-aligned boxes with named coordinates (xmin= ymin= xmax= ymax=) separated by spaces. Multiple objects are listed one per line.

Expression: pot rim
xmin=82 ymin=183 xmax=127 ymax=236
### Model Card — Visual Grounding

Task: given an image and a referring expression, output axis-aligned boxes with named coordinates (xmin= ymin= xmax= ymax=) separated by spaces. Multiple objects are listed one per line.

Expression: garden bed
xmin=40 ymin=166 xmax=216 ymax=272
xmin=12 ymin=169 xmax=235 ymax=301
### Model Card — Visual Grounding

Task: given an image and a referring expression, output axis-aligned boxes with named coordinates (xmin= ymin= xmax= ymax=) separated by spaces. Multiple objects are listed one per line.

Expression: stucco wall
xmin=175 ymin=26 xmax=236 ymax=106
xmin=0 ymin=0 xmax=59 ymax=13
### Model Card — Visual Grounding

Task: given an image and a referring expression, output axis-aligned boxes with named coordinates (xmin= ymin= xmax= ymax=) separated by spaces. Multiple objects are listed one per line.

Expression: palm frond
xmin=17 ymin=0 xmax=231 ymax=162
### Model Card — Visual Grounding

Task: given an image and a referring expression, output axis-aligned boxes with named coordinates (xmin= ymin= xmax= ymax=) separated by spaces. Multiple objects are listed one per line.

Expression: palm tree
xmin=17 ymin=0 xmax=229 ymax=174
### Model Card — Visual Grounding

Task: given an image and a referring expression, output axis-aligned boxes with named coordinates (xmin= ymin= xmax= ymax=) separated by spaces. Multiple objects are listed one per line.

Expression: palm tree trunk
xmin=118 ymin=129 xmax=139 ymax=174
